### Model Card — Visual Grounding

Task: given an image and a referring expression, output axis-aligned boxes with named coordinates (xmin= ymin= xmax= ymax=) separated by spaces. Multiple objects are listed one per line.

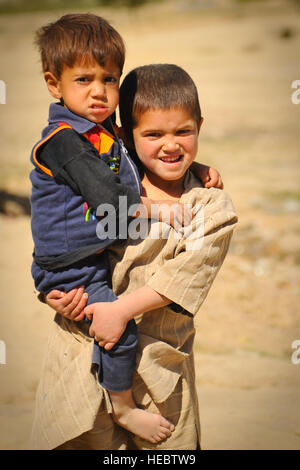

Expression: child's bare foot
xmin=115 ymin=407 xmax=174 ymax=444
xmin=109 ymin=389 xmax=175 ymax=444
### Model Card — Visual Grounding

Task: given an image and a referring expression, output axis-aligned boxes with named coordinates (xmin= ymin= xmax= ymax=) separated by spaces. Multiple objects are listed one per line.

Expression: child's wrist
xmin=113 ymin=298 xmax=134 ymax=322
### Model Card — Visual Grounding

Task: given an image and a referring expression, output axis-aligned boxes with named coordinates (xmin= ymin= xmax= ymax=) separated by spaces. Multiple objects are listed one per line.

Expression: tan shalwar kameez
xmin=31 ymin=172 xmax=238 ymax=450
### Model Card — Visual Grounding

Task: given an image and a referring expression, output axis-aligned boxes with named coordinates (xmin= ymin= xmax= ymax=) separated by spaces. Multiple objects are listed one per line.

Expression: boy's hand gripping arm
xmin=190 ymin=162 xmax=224 ymax=189
xmin=85 ymin=286 xmax=170 ymax=350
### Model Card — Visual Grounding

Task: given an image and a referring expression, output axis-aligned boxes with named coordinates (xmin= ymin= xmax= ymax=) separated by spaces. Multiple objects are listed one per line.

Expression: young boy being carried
xmin=31 ymin=13 xmax=221 ymax=444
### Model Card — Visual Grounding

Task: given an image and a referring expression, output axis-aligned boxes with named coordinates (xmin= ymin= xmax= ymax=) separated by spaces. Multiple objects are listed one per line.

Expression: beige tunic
xmin=31 ymin=172 xmax=238 ymax=450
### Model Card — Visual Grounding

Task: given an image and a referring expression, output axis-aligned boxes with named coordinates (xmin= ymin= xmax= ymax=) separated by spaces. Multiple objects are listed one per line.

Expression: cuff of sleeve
xmin=147 ymin=277 xmax=198 ymax=315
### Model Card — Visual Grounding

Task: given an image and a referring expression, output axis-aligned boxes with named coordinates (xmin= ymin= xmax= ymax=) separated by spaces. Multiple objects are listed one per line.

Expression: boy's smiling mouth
xmin=159 ymin=155 xmax=183 ymax=163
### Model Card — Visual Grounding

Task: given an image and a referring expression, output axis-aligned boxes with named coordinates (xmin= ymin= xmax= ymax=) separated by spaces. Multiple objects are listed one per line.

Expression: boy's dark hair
xmin=119 ymin=64 xmax=202 ymax=147
xmin=35 ymin=13 xmax=125 ymax=78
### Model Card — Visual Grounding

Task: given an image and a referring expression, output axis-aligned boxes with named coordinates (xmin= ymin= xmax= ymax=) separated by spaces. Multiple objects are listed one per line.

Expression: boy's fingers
xmin=207 ymin=177 xmax=223 ymax=189
xmin=46 ymin=289 xmax=65 ymax=300
xmin=57 ymin=288 xmax=79 ymax=307
xmin=63 ymin=286 xmax=85 ymax=314
xmin=69 ymin=292 xmax=88 ymax=319
xmin=46 ymin=289 xmax=67 ymax=305
xmin=204 ymin=180 xmax=213 ymax=188
xmin=71 ymin=286 xmax=85 ymax=305
xmin=204 ymin=167 xmax=219 ymax=187
xmin=84 ymin=304 xmax=93 ymax=317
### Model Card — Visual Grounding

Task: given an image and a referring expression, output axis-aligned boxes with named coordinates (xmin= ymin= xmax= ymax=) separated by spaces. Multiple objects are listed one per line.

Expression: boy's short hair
xmin=35 ymin=13 xmax=125 ymax=78
xmin=119 ymin=64 xmax=202 ymax=146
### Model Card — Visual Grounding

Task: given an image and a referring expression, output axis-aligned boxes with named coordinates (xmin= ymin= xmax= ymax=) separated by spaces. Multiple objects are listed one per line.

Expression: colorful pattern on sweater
xmin=59 ymin=122 xmax=121 ymax=221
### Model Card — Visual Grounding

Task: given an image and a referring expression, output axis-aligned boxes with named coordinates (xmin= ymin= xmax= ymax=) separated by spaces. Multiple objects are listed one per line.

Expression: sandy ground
xmin=0 ymin=0 xmax=300 ymax=450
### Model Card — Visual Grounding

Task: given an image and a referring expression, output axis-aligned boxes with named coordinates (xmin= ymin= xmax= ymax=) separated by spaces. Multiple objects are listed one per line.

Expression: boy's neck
xmin=142 ymin=170 xmax=185 ymax=201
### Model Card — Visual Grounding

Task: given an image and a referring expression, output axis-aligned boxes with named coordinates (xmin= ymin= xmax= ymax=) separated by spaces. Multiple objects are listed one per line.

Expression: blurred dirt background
xmin=0 ymin=0 xmax=299 ymax=450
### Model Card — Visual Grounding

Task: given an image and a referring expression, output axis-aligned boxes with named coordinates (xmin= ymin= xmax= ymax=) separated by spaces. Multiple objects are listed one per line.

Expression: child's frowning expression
xmin=45 ymin=58 xmax=120 ymax=124
xmin=133 ymin=107 xmax=201 ymax=186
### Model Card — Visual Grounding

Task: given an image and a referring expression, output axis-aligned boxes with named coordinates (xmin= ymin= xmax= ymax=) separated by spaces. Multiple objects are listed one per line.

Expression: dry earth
xmin=0 ymin=0 xmax=299 ymax=450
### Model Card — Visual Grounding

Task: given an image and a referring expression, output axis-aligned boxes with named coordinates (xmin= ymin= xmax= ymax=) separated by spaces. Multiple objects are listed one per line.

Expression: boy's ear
xmin=44 ymin=72 xmax=62 ymax=100
xmin=199 ymin=117 xmax=204 ymax=131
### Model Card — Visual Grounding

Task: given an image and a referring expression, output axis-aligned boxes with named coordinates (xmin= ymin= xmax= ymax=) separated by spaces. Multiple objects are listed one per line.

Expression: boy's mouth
xmin=90 ymin=104 xmax=109 ymax=115
xmin=91 ymin=104 xmax=106 ymax=108
xmin=159 ymin=155 xmax=183 ymax=163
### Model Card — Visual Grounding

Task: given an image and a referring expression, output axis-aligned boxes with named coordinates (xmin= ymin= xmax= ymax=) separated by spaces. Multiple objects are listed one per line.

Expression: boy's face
xmin=132 ymin=107 xmax=200 ymax=183
xmin=45 ymin=59 xmax=120 ymax=124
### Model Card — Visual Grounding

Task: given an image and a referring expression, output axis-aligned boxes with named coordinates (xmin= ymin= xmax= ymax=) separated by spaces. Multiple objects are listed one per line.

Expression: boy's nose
xmin=162 ymin=138 xmax=180 ymax=153
xmin=91 ymin=82 xmax=107 ymax=99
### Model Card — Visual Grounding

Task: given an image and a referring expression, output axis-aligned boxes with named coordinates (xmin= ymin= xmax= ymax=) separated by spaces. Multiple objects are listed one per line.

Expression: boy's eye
xmin=104 ymin=76 xmax=118 ymax=84
xmin=176 ymin=129 xmax=192 ymax=135
xmin=145 ymin=132 xmax=161 ymax=138
xmin=76 ymin=77 xmax=90 ymax=83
